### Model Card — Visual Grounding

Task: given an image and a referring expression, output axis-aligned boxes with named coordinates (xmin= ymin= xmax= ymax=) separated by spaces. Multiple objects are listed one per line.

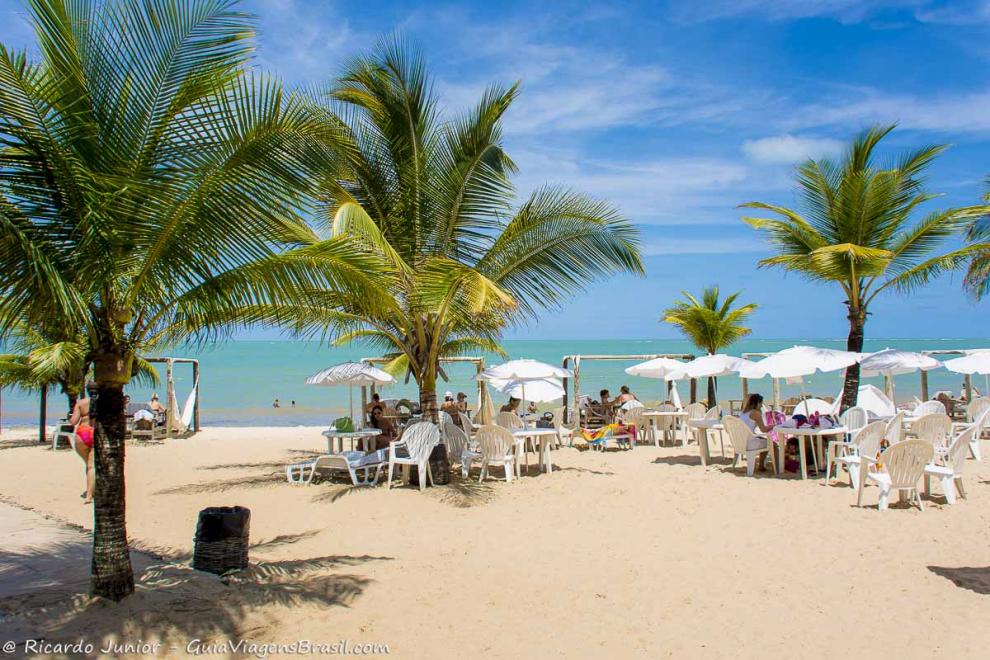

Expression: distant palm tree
xmin=962 ymin=193 xmax=990 ymax=297
xmin=663 ymin=287 xmax=756 ymax=408
xmin=741 ymin=126 xmax=990 ymax=411
xmin=0 ymin=0 xmax=379 ymax=599
xmin=296 ymin=40 xmax=643 ymax=421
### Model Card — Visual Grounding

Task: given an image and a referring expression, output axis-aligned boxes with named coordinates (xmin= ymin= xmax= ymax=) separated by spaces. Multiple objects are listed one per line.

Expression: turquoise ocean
xmin=3 ymin=338 xmax=989 ymax=429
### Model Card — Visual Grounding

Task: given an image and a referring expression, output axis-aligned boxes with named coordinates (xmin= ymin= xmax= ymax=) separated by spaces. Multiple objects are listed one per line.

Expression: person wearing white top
xmin=738 ymin=393 xmax=773 ymax=471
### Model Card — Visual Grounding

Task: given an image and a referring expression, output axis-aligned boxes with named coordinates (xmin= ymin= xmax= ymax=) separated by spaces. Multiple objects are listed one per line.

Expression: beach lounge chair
xmin=286 ymin=450 xmax=387 ymax=486
xmin=443 ymin=421 xmax=480 ymax=477
xmin=475 ymin=425 xmax=518 ymax=482
xmin=825 ymin=421 xmax=885 ymax=487
xmin=387 ymin=422 xmax=440 ymax=492
xmin=722 ymin=416 xmax=775 ymax=477
xmin=858 ymin=440 xmax=933 ymax=511
xmin=924 ymin=425 xmax=976 ymax=505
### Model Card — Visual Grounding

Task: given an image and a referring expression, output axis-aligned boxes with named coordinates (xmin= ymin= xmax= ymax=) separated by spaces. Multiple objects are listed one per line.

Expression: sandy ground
xmin=1 ymin=425 xmax=989 ymax=659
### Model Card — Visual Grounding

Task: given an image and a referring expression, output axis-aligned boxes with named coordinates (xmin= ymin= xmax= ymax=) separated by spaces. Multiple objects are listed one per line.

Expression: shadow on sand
xmin=928 ymin=566 xmax=990 ymax=595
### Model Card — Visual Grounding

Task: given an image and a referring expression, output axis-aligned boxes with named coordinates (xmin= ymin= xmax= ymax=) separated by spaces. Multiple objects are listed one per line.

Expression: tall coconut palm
xmin=293 ymin=41 xmax=643 ymax=421
xmin=662 ymin=287 xmax=756 ymax=408
xmin=741 ymin=126 xmax=990 ymax=411
xmin=0 ymin=0 xmax=380 ymax=600
xmin=962 ymin=193 xmax=990 ymax=297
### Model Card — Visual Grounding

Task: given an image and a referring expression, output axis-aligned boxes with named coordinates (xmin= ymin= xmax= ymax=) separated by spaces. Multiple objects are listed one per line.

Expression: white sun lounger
xmin=286 ymin=450 xmax=386 ymax=486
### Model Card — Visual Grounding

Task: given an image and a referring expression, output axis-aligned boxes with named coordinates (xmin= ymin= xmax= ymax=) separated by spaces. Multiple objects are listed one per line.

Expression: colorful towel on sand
xmin=580 ymin=423 xmax=637 ymax=444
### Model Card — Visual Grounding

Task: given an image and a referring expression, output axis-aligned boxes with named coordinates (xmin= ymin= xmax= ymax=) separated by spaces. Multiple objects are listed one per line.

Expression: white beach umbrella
xmin=478 ymin=359 xmax=573 ymax=411
xmin=829 ymin=384 xmax=896 ymax=419
xmin=944 ymin=350 xmax=990 ymax=394
xmin=680 ymin=354 xmax=754 ymax=379
xmin=739 ymin=345 xmax=860 ymax=380
xmin=305 ymin=362 xmax=396 ymax=428
xmin=625 ymin=357 xmax=688 ymax=380
xmin=490 ymin=377 xmax=564 ymax=403
xmin=859 ymin=348 xmax=942 ymax=399
xmin=669 ymin=380 xmax=683 ymax=409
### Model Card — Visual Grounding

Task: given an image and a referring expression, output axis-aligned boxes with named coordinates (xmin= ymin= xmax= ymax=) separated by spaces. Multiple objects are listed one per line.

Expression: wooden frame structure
xmin=145 ymin=357 xmax=200 ymax=434
xmin=560 ymin=353 xmax=696 ymax=424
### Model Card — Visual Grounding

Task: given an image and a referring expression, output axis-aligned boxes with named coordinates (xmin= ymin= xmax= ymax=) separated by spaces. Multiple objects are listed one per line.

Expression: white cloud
xmin=742 ymin=134 xmax=845 ymax=164
xmin=668 ymin=0 xmax=913 ymax=23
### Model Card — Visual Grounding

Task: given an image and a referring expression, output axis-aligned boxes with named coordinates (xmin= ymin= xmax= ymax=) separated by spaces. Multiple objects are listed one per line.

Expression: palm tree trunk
xmin=840 ymin=305 xmax=867 ymax=413
xmin=38 ymin=384 xmax=47 ymax=444
xmin=91 ymin=350 xmax=135 ymax=601
xmin=707 ymin=376 xmax=717 ymax=409
xmin=419 ymin=369 xmax=439 ymax=424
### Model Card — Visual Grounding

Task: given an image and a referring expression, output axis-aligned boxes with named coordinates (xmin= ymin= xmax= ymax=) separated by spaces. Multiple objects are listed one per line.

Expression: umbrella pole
xmin=350 ymin=386 xmax=355 ymax=429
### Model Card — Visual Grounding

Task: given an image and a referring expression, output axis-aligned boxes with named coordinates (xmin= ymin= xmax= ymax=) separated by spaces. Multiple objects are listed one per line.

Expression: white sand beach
xmin=1 ymin=426 xmax=988 ymax=658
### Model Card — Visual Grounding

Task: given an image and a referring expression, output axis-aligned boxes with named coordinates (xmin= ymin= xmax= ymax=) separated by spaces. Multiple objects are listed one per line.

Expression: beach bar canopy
xmin=561 ymin=353 xmax=696 ymax=423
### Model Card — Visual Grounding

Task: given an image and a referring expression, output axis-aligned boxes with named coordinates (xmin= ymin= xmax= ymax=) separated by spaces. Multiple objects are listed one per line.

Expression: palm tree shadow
xmin=152 ymin=472 xmax=284 ymax=495
xmin=438 ymin=472 xmax=496 ymax=508
xmin=928 ymin=566 xmax=990 ymax=595
xmin=0 ymin=438 xmax=45 ymax=451
xmin=556 ymin=467 xmax=615 ymax=476
xmin=2 ymin=539 xmax=392 ymax=649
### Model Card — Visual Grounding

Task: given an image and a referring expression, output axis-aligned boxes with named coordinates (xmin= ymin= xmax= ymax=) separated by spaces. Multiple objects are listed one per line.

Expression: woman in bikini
xmin=70 ymin=391 xmax=95 ymax=503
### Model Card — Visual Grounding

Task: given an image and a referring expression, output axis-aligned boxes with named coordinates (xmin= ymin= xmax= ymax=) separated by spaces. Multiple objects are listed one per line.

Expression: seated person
xmin=440 ymin=391 xmax=461 ymax=420
xmin=738 ymin=393 xmax=773 ymax=472
xmin=526 ymin=401 xmax=538 ymax=415
xmin=613 ymin=385 xmax=638 ymax=407
xmin=500 ymin=397 xmax=521 ymax=414
xmin=365 ymin=392 xmax=383 ymax=413
xmin=368 ymin=405 xmax=400 ymax=451
xmin=455 ymin=392 xmax=469 ymax=414
xmin=149 ymin=393 xmax=166 ymax=414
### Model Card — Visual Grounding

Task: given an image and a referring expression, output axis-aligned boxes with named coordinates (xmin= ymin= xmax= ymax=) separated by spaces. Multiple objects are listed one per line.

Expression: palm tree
xmin=0 ymin=0 xmax=380 ymax=600
xmin=662 ymin=287 xmax=757 ymax=407
xmin=962 ymin=193 xmax=990 ymax=297
xmin=295 ymin=41 xmax=643 ymax=421
xmin=741 ymin=125 xmax=990 ymax=411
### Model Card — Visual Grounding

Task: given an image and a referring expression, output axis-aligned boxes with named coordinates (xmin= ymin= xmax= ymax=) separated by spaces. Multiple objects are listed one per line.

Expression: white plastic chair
xmin=614 ymin=407 xmax=643 ymax=449
xmin=722 ymin=415 xmax=774 ymax=477
xmin=551 ymin=406 xmax=575 ymax=447
xmin=703 ymin=405 xmax=726 ymax=457
xmin=443 ymin=421 xmax=480 ymax=478
xmin=386 ymin=422 xmax=440 ymax=492
xmin=475 ymin=425 xmax=517 ymax=483
xmin=651 ymin=403 xmax=678 ymax=447
xmin=910 ymin=413 xmax=952 ymax=463
xmin=884 ymin=411 xmax=906 ymax=446
xmin=495 ymin=411 xmax=530 ymax=470
xmin=825 ymin=421 xmax=886 ymax=487
xmin=858 ymin=440 xmax=933 ymax=511
xmin=457 ymin=412 xmax=475 ymax=436
xmin=957 ymin=400 xmax=990 ymax=461
xmin=685 ymin=402 xmax=707 ymax=419
xmin=912 ymin=400 xmax=946 ymax=417
xmin=839 ymin=406 xmax=868 ymax=438
xmin=924 ymin=425 xmax=976 ymax=505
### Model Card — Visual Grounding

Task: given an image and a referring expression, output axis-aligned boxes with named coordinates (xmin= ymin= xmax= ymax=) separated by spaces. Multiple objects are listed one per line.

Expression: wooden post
xmin=475 ymin=361 xmax=484 ymax=416
xmin=884 ymin=374 xmax=894 ymax=400
xmin=773 ymin=378 xmax=781 ymax=410
xmin=361 ymin=386 xmax=368 ymax=426
xmin=965 ymin=374 xmax=973 ymax=403
xmin=38 ymin=384 xmax=47 ymax=444
xmin=741 ymin=378 xmax=749 ymax=400
xmin=165 ymin=359 xmax=174 ymax=437
xmin=920 ymin=370 xmax=929 ymax=401
xmin=573 ymin=357 xmax=581 ymax=425
xmin=192 ymin=360 xmax=200 ymax=432
xmin=689 ymin=378 xmax=697 ymax=404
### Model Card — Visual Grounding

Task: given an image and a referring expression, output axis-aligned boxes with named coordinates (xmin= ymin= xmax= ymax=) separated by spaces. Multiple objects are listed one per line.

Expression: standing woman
xmin=70 ymin=384 xmax=95 ymax=503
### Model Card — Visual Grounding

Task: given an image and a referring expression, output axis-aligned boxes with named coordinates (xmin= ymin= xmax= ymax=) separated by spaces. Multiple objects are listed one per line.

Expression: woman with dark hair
xmin=738 ymin=393 xmax=773 ymax=472
xmin=70 ymin=385 xmax=95 ymax=503
xmin=368 ymin=404 xmax=399 ymax=451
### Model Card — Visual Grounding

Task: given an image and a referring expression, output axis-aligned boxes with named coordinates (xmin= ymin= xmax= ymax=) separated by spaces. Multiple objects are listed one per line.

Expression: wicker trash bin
xmin=192 ymin=506 xmax=251 ymax=575
xmin=407 ymin=443 xmax=450 ymax=486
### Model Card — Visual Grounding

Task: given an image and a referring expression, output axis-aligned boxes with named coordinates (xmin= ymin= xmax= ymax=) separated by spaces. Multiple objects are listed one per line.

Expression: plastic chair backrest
xmin=967 ymin=397 xmax=990 ymax=424
xmin=622 ymin=407 xmax=645 ymax=427
xmin=439 ymin=411 xmax=454 ymax=427
xmin=443 ymin=422 xmax=470 ymax=458
xmin=911 ymin=413 xmax=952 ymax=450
xmin=947 ymin=425 xmax=976 ymax=475
xmin=840 ymin=406 xmax=868 ymax=432
xmin=879 ymin=440 xmax=933 ymax=488
xmin=685 ymin=402 xmax=707 ymax=419
xmin=402 ymin=422 xmax=440 ymax=461
xmin=495 ymin=412 xmax=523 ymax=430
xmin=657 ymin=403 xmax=676 ymax=412
xmin=703 ymin=406 xmax=722 ymax=420
xmin=884 ymin=411 xmax=905 ymax=445
xmin=551 ymin=406 xmax=569 ymax=433
xmin=476 ymin=424 xmax=513 ymax=459
xmin=620 ymin=400 xmax=644 ymax=412
xmin=794 ymin=398 xmax=831 ymax=416
xmin=853 ymin=421 xmax=886 ymax=458
xmin=457 ymin=412 xmax=474 ymax=437
xmin=722 ymin=416 xmax=753 ymax=456
xmin=914 ymin=400 xmax=946 ymax=416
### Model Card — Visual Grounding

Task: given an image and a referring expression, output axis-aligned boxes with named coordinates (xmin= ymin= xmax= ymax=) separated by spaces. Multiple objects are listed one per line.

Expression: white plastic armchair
xmin=858 ymin=439 xmax=933 ymax=511
xmin=884 ymin=411 xmax=906 ymax=446
xmin=650 ymin=403 xmax=678 ymax=447
xmin=551 ymin=406 xmax=575 ymax=448
xmin=924 ymin=425 xmax=976 ymax=505
xmin=617 ymin=407 xmax=644 ymax=449
xmin=825 ymin=421 xmax=885 ymax=488
xmin=958 ymin=400 xmax=990 ymax=461
xmin=913 ymin=400 xmax=946 ymax=417
xmin=839 ymin=406 xmax=868 ymax=439
xmin=495 ymin=411 xmax=524 ymax=430
xmin=443 ymin=421 xmax=480 ymax=478
xmin=386 ymin=422 xmax=440 ymax=492
xmin=722 ymin=415 xmax=774 ymax=477
xmin=703 ymin=405 xmax=726 ymax=457
xmin=475 ymin=425 xmax=517 ymax=483
xmin=910 ymin=413 xmax=952 ymax=463
xmin=685 ymin=402 xmax=707 ymax=419
xmin=458 ymin=412 xmax=475 ymax=437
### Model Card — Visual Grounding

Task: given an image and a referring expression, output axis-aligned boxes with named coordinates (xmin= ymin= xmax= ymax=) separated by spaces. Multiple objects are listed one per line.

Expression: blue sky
xmin=1 ymin=0 xmax=988 ymax=340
